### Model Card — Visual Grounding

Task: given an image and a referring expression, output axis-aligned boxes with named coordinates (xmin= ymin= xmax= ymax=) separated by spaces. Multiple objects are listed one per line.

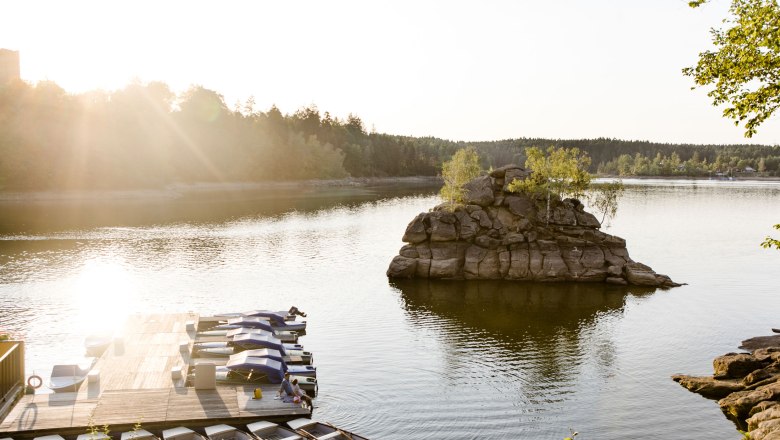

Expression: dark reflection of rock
xmin=393 ymin=279 xmax=658 ymax=386
xmin=394 ymin=278 xmax=655 ymax=332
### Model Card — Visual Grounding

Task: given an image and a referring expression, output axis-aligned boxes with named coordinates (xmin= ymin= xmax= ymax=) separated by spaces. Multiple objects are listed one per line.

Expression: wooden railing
xmin=0 ymin=340 xmax=24 ymax=404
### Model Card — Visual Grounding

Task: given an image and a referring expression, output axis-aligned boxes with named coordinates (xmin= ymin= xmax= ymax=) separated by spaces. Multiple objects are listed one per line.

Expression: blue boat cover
xmin=225 ymin=356 xmax=285 ymax=383
xmin=226 ymin=317 xmax=273 ymax=331
xmin=230 ymin=334 xmax=284 ymax=351
xmin=230 ymin=334 xmax=303 ymax=353
xmin=229 ymin=350 xmax=314 ymax=376
xmin=230 ymin=349 xmax=284 ymax=363
xmin=242 ymin=310 xmax=288 ymax=325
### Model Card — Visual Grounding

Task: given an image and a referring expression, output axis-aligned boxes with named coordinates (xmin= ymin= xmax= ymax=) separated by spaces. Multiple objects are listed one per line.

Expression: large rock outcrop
xmin=673 ymin=335 xmax=780 ymax=439
xmin=387 ymin=165 xmax=678 ymax=288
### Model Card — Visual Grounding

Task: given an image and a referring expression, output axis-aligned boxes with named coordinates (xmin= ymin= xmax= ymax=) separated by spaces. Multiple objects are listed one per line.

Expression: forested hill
xmin=470 ymin=139 xmax=780 ymax=177
xmin=1 ymin=80 xmax=779 ymax=190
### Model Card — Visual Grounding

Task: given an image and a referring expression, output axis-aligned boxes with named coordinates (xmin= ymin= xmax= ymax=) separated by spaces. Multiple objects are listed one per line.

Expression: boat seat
xmin=317 ymin=433 xmax=344 ymax=440
xmin=277 ymin=436 xmax=302 ymax=440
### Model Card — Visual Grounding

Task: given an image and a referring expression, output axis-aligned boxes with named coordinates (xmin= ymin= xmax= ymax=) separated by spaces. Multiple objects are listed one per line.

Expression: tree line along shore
xmin=1 ymin=79 xmax=779 ymax=192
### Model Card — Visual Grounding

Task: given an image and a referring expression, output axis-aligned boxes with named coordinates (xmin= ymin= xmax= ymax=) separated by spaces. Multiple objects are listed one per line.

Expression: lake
xmin=1 ymin=179 xmax=779 ymax=439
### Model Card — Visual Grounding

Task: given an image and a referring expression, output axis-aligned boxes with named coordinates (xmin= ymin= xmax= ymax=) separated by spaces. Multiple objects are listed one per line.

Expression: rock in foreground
xmin=673 ymin=337 xmax=780 ymax=439
xmin=387 ymin=165 xmax=679 ymax=287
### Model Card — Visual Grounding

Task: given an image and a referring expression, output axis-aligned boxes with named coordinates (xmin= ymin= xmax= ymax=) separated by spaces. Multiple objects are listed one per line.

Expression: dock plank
xmin=92 ymin=389 xmax=170 ymax=425
xmin=166 ymin=388 xmax=239 ymax=420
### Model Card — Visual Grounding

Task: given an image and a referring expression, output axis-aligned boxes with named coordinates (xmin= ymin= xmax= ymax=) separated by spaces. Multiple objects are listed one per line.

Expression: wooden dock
xmin=0 ymin=313 xmax=311 ymax=439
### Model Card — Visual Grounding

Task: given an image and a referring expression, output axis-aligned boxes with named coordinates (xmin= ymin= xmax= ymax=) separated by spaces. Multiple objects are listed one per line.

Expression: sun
xmin=72 ymin=258 xmax=135 ymax=336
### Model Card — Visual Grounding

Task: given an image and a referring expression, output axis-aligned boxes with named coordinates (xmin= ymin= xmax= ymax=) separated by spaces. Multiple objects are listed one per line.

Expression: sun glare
xmin=72 ymin=258 xmax=135 ymax=336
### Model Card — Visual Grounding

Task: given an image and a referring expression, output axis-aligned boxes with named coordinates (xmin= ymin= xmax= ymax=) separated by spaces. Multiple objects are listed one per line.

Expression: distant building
xmin=0 ymin=49 xmax=20 ymax=85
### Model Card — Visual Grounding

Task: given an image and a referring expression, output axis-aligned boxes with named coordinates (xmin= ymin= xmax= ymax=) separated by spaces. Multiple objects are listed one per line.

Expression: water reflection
xmin=0 ymin=185 xmax=438 ymax=234
xmin=395 ymin=279 xmax=656 ymax=336
xmin=393 ymin=279 xmax=658 ymax=398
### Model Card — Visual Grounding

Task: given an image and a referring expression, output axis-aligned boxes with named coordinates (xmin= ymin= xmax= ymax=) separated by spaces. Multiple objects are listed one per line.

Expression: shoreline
xmin=596 ymin=174 xmax=780 ymax=182
xmin=0 ymin=176 xmax=443 ymax=203
xmin=1 ymin=174 xmax=779 ymax=203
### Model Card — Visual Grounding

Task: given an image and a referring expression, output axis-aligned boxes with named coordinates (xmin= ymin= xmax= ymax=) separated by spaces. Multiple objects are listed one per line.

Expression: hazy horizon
xmin=2 ymin=0 xmax=779 ymax=145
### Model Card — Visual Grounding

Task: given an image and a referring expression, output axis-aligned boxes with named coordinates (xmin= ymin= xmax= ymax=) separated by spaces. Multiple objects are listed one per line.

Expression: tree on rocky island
xmin=440 ymin=147 xmax=482 ymax=209
xmin=505 ymin=146 xmax=624 ymax=227
xmin=507 ymin=146 xmax=592 ymax=225
xmin=589 ymin=180 xmax=625 ymax=227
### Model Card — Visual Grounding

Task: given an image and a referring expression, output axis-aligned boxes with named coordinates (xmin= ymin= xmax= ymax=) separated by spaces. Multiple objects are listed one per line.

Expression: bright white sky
xmin=2 ymin=0 xmax=779 ymax=145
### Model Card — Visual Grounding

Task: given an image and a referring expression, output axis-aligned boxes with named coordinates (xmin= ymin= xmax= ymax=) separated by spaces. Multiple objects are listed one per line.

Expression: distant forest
xmin=1 ymin=79 xmax=779 ymax=190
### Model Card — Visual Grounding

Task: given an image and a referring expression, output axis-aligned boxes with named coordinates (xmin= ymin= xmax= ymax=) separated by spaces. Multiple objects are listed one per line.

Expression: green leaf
xmin=684 ymin=0 xmax=780 ymax=137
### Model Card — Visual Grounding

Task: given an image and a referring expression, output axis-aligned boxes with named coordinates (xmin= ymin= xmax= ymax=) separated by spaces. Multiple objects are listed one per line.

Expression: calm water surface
xmin=1 ymin=180 xmax=780 ymax=439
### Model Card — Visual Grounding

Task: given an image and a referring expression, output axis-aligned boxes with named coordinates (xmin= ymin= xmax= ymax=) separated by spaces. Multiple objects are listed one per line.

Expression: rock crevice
xmin=387 ymin=165 xmax=678 ymax=288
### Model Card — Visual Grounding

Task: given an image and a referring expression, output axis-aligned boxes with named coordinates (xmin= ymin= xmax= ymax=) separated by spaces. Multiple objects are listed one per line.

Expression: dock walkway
xmin=0 ymin=313 xmax=310 ymax=439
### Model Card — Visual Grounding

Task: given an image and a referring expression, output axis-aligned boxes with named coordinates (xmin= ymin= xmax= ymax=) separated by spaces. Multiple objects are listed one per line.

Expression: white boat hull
xmin=48 ymin=376 xmax=86 ymax=393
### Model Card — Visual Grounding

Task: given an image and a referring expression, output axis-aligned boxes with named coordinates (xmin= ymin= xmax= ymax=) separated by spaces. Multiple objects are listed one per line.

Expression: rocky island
xmin=386 ymin=164 xmax=678 ymax=288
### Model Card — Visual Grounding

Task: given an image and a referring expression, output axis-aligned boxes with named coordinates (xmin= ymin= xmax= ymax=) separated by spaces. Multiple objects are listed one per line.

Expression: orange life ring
xmin=27 ymin=375 xmax=42 ymax=389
